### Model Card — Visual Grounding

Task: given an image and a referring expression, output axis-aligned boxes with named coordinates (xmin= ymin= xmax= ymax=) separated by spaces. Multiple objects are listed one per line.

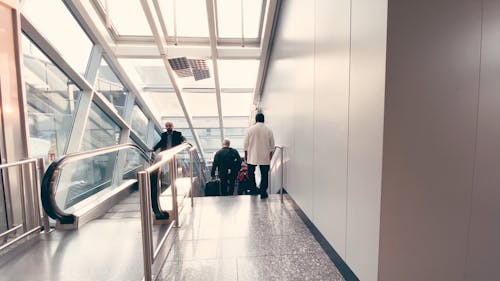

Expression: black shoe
xmin=260 ymin=192 xmax=268 ymax=199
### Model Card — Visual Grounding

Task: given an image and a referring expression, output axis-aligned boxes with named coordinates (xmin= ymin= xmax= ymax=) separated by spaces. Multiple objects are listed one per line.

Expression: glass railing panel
xmin=42 ymin=144 xmax=151 ymax=224
xmin=54 ymin=151 xmax=118 ymax=213
xmin=120 ymin=149 xmax=150 ymax=184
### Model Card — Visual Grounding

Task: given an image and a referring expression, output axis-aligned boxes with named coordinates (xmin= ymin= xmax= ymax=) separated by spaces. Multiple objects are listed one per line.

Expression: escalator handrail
xmin=147 ymin=142 xmax=192 ymax=173
xmin=41 ymin=143 xmax=151 ymax=224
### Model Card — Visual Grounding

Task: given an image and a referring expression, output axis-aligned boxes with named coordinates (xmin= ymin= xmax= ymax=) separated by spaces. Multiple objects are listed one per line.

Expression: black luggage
xmin=205 ymin=179 xmax=221 ymax=196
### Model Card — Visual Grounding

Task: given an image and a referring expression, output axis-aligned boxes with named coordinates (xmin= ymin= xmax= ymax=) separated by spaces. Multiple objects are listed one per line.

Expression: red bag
xmin=237 ymin=165 xmax=248 ymax=182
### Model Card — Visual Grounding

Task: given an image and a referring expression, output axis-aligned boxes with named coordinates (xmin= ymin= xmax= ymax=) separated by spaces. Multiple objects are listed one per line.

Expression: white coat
xmin=243 ymin=122 xmax=275 ymax=165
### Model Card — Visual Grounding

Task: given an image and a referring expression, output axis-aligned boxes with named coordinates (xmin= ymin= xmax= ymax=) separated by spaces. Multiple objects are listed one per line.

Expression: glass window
xmin=131 ymin=104 xmax=149 ymax=142
xmin=22 ymin=0 xmax=93 ymax=74
xmin=224 ymin=127 xmax=246 ymax=154
xmin=96 ymin=59 xmax=129 ymax=117
xmin=223 ymin=116 xmax=250 ymax=127
xmin=118 ymin=58 xmax=172 ymax=88
xmin=81 ymin=102 xmax=121 ymax=151
xmin=146 ymin=92 xmax=183 ymax=122
xmin=217 ymin=0 xmax=263 ymax=38
xmin=221 ymin=92 xmax=253 ymax=116
xmin=147 ymin=128 xmax=161 ymax=147
xmin=99 ymin=0 xmax=152 ymax=36
xmin=195 ymin=128 xmax=221 ymax=160
xmin=159 ymin=0 xmax=209 ymax=37
xmin=162 ymin=116 xmax=189 ymax=129
xmin=181 ymin=92 xmax=218 ymax=127
xmin=22 ymin=34 xmax=82 ymax=165
xmin=218 ymin=59 xmax=259 ymax=89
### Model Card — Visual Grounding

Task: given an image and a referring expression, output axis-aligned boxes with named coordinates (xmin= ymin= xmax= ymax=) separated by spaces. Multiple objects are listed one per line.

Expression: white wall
xmin=261 ymin=0 xmax=387 ymax=280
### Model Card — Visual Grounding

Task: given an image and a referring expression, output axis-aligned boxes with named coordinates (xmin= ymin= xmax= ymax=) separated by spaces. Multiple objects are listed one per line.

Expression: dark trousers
xmin=220 ymin=175 xmax=236 ymax=196
xmin=247 ymin=164 xmax=270 ymax=195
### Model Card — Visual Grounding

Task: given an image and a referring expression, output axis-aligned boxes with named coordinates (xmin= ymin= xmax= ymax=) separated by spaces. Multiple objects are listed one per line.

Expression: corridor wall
xmin=260 ymin=0 xmax=387 ymax=280
xmin=262 ymin=0 xmax=500 ymax=281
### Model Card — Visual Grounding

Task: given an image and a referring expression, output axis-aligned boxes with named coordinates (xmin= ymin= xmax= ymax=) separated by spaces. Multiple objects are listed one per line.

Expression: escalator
xmin=41 ymin=143 xmax=208 ymax=229
xmin=0 ymin=143 xmax=210 ymax=281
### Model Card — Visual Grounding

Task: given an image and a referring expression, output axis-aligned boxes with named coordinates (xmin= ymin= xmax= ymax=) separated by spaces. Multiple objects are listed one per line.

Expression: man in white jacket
xmin=243 ymin=113 xmax=275 ymax=199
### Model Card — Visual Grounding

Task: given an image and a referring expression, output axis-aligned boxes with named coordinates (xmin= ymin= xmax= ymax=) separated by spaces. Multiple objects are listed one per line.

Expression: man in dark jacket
xmin=152 ymin=121 xmax=186 ymax=151
xmin=211 ymin=139 xmax=242 ymax=196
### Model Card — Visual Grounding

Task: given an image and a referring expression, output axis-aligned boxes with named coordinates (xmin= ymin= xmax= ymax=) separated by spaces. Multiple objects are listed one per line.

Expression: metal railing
xmin=271 ymin=145 xmax=285 ymax=203
xmin=0 ymin=158 xmax=48 ymax=252
xmin=138 ymin=143 xmax=198 ymax=281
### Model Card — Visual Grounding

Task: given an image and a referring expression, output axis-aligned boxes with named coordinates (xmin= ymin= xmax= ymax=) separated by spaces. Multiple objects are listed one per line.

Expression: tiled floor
xmin=157 ymin=195 xmax=345 ymax=281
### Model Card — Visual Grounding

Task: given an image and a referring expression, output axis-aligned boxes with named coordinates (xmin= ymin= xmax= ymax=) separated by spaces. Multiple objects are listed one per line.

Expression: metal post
xmin=280 ymin=148 xmax=284 ymax=204
xmin=19 ymin=163 xmax=28 ymax=232
xmin=189 ymin=150 xmax=194 ymax=207
xmin=170 ymin=156 xmax=179 ymax=228
xmin=30 ymin=161 xmax=41 ymax=229
xmin=36 ymin=158 xmax=50 ymax=232
xmin=138 ymin=171 xmax=153 ymax=281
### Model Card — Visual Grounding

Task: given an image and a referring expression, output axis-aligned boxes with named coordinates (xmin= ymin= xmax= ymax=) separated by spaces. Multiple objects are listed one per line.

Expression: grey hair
xmin=222 ymin=139 xmax=231 ymax=147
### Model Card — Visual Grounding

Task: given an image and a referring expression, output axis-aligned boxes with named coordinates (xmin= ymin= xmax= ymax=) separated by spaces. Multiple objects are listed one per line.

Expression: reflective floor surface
xmin=158 ymin=195 xmax=345 ymax=281
xmin=0 ymin=194 xmax=344 ymax=281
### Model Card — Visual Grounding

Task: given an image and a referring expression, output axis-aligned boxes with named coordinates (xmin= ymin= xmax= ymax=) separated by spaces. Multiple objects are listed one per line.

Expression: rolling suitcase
xmin=205 ymin=179 xmax=221 ymax=196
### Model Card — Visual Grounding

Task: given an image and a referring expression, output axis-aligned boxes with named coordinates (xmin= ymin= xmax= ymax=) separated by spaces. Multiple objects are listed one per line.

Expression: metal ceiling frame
xmin=205 ymin=0 xmax=224 ymax=144
xmin=66 ymin=0 xmax=277 ymax=159
xmin=139 ymin=0 xmax=205 ymax=160
xmin=253 ymin=0 xmax=278 ymax=107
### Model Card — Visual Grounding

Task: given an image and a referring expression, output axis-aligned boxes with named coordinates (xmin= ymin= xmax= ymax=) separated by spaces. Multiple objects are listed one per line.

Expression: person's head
xmin=255 ymin=113 xmax=265 ymax=123
xmin=222 ymin=139 xmax=230 ymax=147
xmin=165 ymin=121 xmax=174 ymax=132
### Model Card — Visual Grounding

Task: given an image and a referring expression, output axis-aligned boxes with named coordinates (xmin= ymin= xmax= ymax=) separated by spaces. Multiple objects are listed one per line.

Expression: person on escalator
xmin=211 ymin=139 xmax=242 ymax=196
xmin=149 ymin=121 xmax=186 ymax=190
xmin=151 ymin=121 xmax=186 ymax=152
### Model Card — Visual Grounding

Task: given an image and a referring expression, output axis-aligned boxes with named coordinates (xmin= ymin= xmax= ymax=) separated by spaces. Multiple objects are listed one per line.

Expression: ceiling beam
xmin=205 ymin=0 xmax=224 ymax=144
xmin=65 ymin=0 xmax=162 ymax=131
xmin=113 ymin=43 xmax=261 ymax=59
xmin=140 ymin=0 xmax=205 ymax=160
xmin=253 ymin=0 xmax=279 ymax=107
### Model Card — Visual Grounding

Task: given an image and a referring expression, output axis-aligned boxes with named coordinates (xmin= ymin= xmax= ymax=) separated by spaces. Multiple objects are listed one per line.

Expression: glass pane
xmin=217 ymin=0 xmax=263 ymax=38
xmin=121 ymin=141 xmax=149 ymax=183
xmin=195 ymin=128 xmax=221 ymax=160
xmin=219 ymin=59 xmax=259 ymax=89
xmin=118 ymin=58 xmax=172 ymax=88
xmin=55 ymin=151 xmax=118 ymax=213
xmin=22 ymin=0 xmax=93 ymax=74
xmin=181 ymin=92 xmax=218 ymax=127
xmin=53 ymin=145 xmax=149 ymax=213
xmin=224 ymin=127 xmax=246 ymax=154
xmin=101 ymin=0 xmax=152 ymax=36
xmin=162 ymin=116 xmax=189 ymax=129
xmin=223 ymin=116 xmax=250 ymax=127
xmin=221 ymin=92 xmax=253 ymax=116
xmin=131 ymin=105 xmax=149 ymax=142
xmin=146 ymin=92 xmax=183 ymax=121
xmin=22 ymin=34 xmax=82 ymax=165
xmin=81 ymin=102 xmax=121 ymax=150
xmin=159 ymin=0 xmax=209 ymax=37
xmin=96 ymin=59 xmax=129 ymax=117
xmin=147 ymin=128 xmax=161 ymax=147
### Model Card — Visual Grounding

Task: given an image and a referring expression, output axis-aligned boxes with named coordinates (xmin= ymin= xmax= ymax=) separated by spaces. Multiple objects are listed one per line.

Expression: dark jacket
xmin=211 ymin=147 xmax=242 ymax=178
xmin=153 ymin=130 xmax=185 ymax=151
